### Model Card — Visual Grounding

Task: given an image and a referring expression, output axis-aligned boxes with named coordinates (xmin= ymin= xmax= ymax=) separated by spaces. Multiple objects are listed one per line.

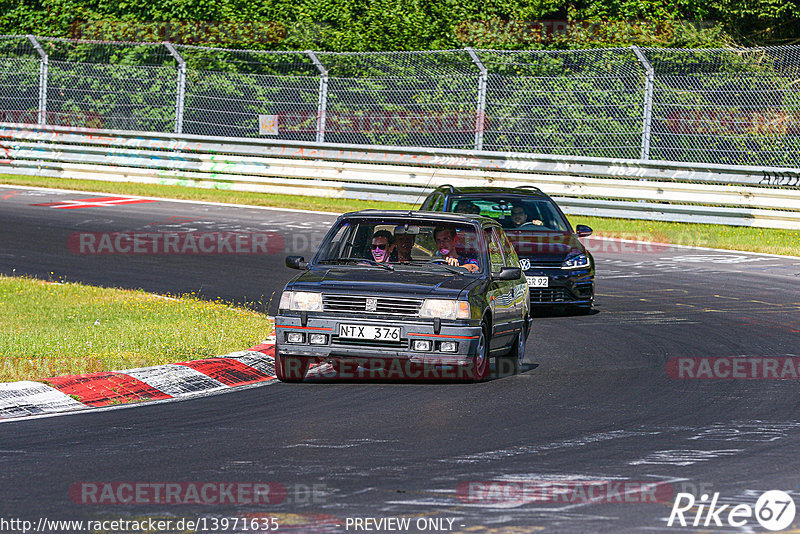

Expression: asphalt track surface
xmin=1 ymin=185 xmax=799 ymax=533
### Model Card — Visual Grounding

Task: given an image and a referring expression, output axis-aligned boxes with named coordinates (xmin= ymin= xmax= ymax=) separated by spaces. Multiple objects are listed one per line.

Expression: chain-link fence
xmin=1 ymin=35 xmax=799 ymax=167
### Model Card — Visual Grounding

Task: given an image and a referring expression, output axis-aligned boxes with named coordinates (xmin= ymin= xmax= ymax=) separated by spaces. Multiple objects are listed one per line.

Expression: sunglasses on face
xmin=371 ymin=243 xmax=388 ymax=250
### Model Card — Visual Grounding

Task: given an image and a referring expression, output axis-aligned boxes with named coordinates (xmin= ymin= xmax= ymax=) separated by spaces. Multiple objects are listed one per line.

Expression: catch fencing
xmin=1 ymin=36 xmax=800 ymax=168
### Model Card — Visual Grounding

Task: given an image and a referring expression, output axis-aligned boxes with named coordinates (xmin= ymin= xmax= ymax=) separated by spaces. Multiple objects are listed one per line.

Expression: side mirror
xmin=575 ymin=225 xmax=593 ymax=238
xmin=493 ymin=267 xmax=522 ymax=281
xmin=285 ymin=256 xmax=308 ymax=270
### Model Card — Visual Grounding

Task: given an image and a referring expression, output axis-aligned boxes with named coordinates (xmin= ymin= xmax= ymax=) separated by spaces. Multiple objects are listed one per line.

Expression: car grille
xmin=529 ymin=288 xmax=570 ymax=303
xmin=322 ymin=295 xmax=422 ymax=316
xmin=526 ymin=259 xmax=563 ymax=268
xmin=331 ymin=337 xmax=407 ymax=348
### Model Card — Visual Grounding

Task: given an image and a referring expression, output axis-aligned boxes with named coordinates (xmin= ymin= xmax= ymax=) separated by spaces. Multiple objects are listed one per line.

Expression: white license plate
xmin=526 ymin=276 xmax=549 ymax=288
xmin=339 ymin=324 xmax=401 ymax=341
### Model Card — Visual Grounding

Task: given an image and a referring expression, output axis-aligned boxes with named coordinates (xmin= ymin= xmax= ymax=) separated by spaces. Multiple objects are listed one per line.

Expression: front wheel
xmin=275 ymin=349 xmax=310 ymax=382
xmin=468 ymin=323 xmax=491 ymax=382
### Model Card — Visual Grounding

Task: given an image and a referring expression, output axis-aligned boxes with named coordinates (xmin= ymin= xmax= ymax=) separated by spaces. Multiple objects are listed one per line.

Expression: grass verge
xmin=0 ymin=275 xmax=273 ymax=382
xmin=0 ymin=174 xmax=414 ymax=213
xmin=1 ymin=175 xmax=798 ymax=257
xmin=568 ymin=216 xmax=799 ymax=257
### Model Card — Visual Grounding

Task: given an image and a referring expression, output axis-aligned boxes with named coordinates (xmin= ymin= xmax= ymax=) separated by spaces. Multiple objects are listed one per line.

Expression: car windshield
xmin=314 ymin=217 xmax=484 ymax=271
xmin=449 ymin=197 xmax=570 ymax=232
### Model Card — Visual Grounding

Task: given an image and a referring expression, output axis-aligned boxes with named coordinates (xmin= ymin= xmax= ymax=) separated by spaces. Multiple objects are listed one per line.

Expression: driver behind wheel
xmin=370 ymin=230 xmax=396 ymax=263
xmin=433 ymin=225 xmax=479 ymax=272
xmin=511 ymin=202 xmax=543 ymax=228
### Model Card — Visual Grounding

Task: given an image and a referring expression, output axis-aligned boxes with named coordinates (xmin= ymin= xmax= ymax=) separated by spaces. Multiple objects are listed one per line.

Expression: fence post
xmin=164 ymin=42 xmax=186 ymax=134
xmin=631 ymin=46 xmax=654 ymax=161
xmin=26 ymin=35 xmax=47 ymax=126
xmin=465 ymin=47 xmax=488 ymax=151
xmin=307 ymin=50 xmax=328 ymax=144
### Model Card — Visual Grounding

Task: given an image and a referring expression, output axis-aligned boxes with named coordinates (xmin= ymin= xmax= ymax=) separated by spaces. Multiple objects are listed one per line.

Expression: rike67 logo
xmin=668 ymin=490 xmax=796 ymax=531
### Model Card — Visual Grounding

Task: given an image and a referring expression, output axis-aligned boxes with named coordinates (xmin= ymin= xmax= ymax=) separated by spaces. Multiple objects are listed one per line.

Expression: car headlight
xmin=279 ymin=291 xmax=323 ymax=311
xmin=419 ymin=299 xmax=470 ymax=319
xmin=562 ymin=254 xmax=590 ymax=269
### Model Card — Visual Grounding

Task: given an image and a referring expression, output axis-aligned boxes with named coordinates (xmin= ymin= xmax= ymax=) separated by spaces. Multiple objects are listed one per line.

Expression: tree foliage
xmin=1 ymin=0 xmax=799 ymax=50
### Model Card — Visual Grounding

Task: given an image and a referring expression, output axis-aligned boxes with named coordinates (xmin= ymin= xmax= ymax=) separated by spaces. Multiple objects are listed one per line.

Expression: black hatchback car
xmin=420 ymin=186 xmax=595 ymax=313
xmin=276 ymin=210 xmax=530 ymax=382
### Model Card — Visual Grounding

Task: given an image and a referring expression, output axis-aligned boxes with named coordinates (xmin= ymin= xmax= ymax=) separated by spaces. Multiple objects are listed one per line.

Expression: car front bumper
xmin=524 ymin=267 xmax=594 ymax=306
xmin=275 ymin=314 xmax=482 ymax=365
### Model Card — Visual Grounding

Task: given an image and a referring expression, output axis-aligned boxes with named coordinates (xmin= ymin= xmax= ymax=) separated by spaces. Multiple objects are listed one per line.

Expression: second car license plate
xmin=526 ymin=276 xmax=549 ymax=287
xmin=339 ymin=324 xmax=400 ymax=341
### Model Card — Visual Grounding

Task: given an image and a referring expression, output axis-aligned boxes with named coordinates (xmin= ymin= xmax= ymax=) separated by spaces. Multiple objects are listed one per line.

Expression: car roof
xmin=339 ymin=209 xmax=502 ymax=227
xmin=432 ymin=185 xmax=550 ymax=198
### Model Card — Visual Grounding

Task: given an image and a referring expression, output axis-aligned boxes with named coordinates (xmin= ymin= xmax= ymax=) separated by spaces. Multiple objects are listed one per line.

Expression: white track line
xmin=3 ymin=183 xmax=795 ymax=258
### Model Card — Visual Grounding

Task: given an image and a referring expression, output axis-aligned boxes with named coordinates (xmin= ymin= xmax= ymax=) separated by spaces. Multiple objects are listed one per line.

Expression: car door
xmin=485 ymin=227 xmax=516 ymax=350
xmin=499 ymin=228 xmax=528 ymax=327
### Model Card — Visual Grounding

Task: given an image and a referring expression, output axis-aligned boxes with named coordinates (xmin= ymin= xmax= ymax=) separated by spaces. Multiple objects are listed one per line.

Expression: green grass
xmin=569 ymin=216 xmax=800 ymax=257
xmin=1 ymin=174 xmax=798 ymax=257
xmin=0 ymin=276 xmax=273 ymax=382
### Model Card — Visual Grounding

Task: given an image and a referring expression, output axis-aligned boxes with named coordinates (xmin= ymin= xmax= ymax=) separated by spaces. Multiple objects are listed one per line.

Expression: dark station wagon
xmin=421 ymin=185 xmax=595 ymax=313
xmin=275 ymin=210 xmax=531 ymax=382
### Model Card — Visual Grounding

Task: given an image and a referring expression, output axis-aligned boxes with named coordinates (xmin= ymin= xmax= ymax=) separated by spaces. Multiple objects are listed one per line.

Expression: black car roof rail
xmin=516 ymin=185 xmax=544 ymax=194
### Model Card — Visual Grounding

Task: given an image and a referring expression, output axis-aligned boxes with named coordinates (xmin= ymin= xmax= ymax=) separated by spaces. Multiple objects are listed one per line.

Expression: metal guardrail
xmin=1 ymin=123 xmax=799 ymax=229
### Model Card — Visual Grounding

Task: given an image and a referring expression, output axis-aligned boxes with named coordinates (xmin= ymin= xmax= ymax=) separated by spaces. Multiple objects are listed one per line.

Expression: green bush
xmin=2 ymin=0 xmax=800 ymax=50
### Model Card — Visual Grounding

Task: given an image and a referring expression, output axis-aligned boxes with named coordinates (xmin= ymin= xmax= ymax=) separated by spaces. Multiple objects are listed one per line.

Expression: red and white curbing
xmin=0 ymin=335 xmax=278 ymax=420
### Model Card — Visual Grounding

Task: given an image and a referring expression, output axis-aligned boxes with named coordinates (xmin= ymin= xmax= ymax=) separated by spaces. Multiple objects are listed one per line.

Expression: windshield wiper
xmin=318 ymin=257 xmax=394 ymax=271
xmin=410 ymin=260 xmax=466 ymax=276
xmin=431 ymin=264 xmax=466 ymax=276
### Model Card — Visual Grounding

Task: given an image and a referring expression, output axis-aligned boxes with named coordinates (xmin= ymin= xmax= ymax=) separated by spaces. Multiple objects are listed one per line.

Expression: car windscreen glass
xmin=450 ymin=198 xmax=569 ymax=231
xmin=314 ymin=218 xmax=484 ymax=270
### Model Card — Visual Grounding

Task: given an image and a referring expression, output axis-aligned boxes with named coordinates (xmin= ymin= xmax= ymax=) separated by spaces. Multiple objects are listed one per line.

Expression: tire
xmin=498 ymin=321 xmax=527 ymax=376
xmin=275 ymin=348 xmax=310 ymax=382
xmin=469 ymin=322 xmax=491 ymax=382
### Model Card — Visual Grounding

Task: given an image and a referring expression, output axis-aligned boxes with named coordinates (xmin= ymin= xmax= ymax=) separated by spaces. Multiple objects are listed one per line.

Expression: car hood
xmin=288 ymin=267 xmax=478 ymax=299
xmin=505 ymin=231 xmax=587 ymax=262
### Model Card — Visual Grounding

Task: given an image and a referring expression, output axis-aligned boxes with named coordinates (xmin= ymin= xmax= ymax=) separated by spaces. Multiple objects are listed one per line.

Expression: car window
xmin=320 ymin=223 xmax=353 ymax=258
xmin=420 ymin=194 xmax=431 ymax=211
xmin=448 ymin=197 xmax=569 ymax=231
xmin=314 ymin=217 xmax=484 ymax=271
xmin=485 ymin=229 xmax=504 ymax=274
xmin=423 ymin=193 xmax=445 ymax=212
xmin=499 ymin=230 xmax=521 ymax=268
